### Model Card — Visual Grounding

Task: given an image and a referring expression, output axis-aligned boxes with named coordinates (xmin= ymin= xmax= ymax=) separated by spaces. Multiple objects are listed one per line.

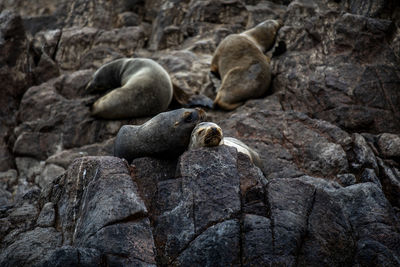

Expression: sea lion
xmin=86 ymin=58 xmax=173 ymax=119
xmin=114 ymin=108 xmax=206 ymax=162
xmin=189 ymin=122 xmax=262 ymax=167
xmin=211 ymin=19 xmax=283 ymax=110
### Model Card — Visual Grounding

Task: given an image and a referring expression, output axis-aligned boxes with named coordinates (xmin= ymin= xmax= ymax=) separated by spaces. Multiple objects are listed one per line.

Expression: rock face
xmin=1 ymin=0 xmax=400 ymax=266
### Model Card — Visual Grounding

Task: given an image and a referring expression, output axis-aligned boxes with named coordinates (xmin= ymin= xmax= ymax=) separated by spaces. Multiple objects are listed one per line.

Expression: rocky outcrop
xmin=0 ymin=156 xmax=156 ymax=266
xmin=0 ymin=10 xmax=33 ymax=172
xmin=0 ymin=0 xmax=400 ymax=266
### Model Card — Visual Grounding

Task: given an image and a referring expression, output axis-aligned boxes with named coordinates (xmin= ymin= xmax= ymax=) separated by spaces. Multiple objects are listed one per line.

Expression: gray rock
xmin=0 ymin=227 xmax=62 ymax=267
xmin=13 ymin=132 xmax=62 ymax=160
xmin=352 ymin=133 xmax=378 ymax=172
xmin=15 ymin=157 xmax=44 ymax=183
xmin=336 ymin=173 xmax=356 ymax=186
xmin=0 ymin=188 xmax=12 ymax=206
xmin=173 ymin=219 xmax=241 ymax=267
xmin=177 ymin=146 xmax=241 ymax=232
xmin=55 ymin=26 xmax=146 ymax=71
xmin=36 ymin=202 xmax=55 ymax=227
xmin=34 ymin=246 xmax=102 ymax=267
xmin=0 ymin=169 xmax=18 ymax=191
xmin=219 ymin=110 xmax=350 ymax=178
xmin=131 ymin=157 xmax=177 ymax=216
xmin=378 ymin=133 xmax=400 ymax=158
xmin=36 ymin=163 xmax=65 ymax=189
xmin=31 ymin=29 xmax=62 ymax=58
xmin=8 ymin=202 xmax=38 ymax=225
xmin=377 ymin=158 xmax=400 ymax=208
xmin=0 ymin=10 xmax=33 ymax=171
xmin=273 ymin=2 xmax=400 ymax=133
xmin=360 ymin=168 xmax=382 ymax=189
xmin=242 ymin=214 xmax=273 ymax=266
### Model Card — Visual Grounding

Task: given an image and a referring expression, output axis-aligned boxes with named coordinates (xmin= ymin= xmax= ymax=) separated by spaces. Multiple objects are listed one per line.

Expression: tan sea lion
xmin=86 ymin=58 xmax=173 ymax=119
xmin=189 ymin=122 xmax=262 ymax=167
xmin=211 ymin=19 xmax=283 ymax=110
xmin=114 ymin=108 xmax=206 ymax=163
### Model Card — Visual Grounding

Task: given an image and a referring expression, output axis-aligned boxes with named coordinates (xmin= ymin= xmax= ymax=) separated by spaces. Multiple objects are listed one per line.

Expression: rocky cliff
xmin=0 ymin=0 xmax=400 ymax=266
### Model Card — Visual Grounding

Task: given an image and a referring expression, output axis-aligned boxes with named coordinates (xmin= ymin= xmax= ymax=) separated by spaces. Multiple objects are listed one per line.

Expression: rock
xmin=32 ymin=53 xmax=60 ymax=84
xmin=336 ymin=173 xmax=356 ymax=186
xmin=176 ymin=146 xmax=241 ymax=232
xmin=173 ymin=219 xmax=241 ymax=266
xmin=31 ymin=29 xmax=62 ymax=60
xmin=46 ymin=156 xmax=155 ymax=265
xmin=17 ymin=74 xmax=124 ymax=153
xmin=340 ymin=183 xmax=400 ymax=266
xmin=131 ymin=157 xmax=177 ymax=216
xmin=36 ymin=246 xmax=102 ymax=267
xmin=0 ymin=227 xmax=62 ymax=267
xmin=152 ymin=145 xmax=242 ymax=264
xmin=0 ymin=0 xmax=65 ymax=17
xmin=36 ymin=202 xmax=55 ymax=227
xmin=351 ymin=133 xmax=378 ymax=172
xmin=8 ymin=202 xmax=39 ymax=225
xmin=52 ymin=69 xmax=93 ymax=99
xmin=219 ymin=110 xmax=350 ymax=179
xmin=0 ymin=169 xmax=18 ymax=191
xmin=377 ymin=158 xmax=400 ymax=208
xmin=0 ymin=188 xmax=12 ymax=206
xmin=0 ymin=10 xmax=32 ymax=171
xmin=23 ymin=15 xmax=59 ymax=35
xmin=360 ymin=168 xmax=382 ymax=189
xmin=45 ymin=138 xmax=114 ymax=169
xmin=272 ymin=1 xmax=400 ymax=133
xmin=15 ymin=157 xmax=44 ymax=183
xmin=117 ymin=12 xmax=140 ymax=27
xmin=55 ymin=26 xmax=146 ymax=71
xmin=148 ymin=1 xmax=189 ymax=51
xmin=13 ymin=132 xmax=62 ymax=160
xmin=378 ymin=133 xmax=400 ymax=158
xmin=246 ymin=1 xmax=286 ymax=27
xmin=36 ymin=164 xmax=65 ymax=189
xmin=242 ymin=214 xmax=273 ymax=266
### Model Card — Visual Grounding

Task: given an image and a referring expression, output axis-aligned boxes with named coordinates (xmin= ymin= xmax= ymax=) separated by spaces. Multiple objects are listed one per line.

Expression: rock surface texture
xmin=1 ymin=0 xmax=400 ymax=266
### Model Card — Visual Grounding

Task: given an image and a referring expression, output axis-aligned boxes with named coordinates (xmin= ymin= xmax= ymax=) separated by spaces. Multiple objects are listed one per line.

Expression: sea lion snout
xmin=211 ymin=127 xmax=219 ymax=134
xmin=202 ymin=124 xmax=223 ymax=147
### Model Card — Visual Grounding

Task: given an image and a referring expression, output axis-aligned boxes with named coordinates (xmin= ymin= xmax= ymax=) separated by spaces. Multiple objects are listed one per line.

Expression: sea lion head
xmin=246 ymin=19 xmax=283 ymax=52
xmin=85 ymin=60 xmax=122 ymax=93
xmin=163 ymin=108 xmax=207 ymax=152
xmin=189 ymin=122 xmax=224 ymax=149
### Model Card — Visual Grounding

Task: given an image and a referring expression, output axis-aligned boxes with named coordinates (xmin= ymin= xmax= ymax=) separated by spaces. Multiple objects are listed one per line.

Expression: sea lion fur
xmin=114 ymin=108 xmax=206 ymax=162
xmin=189 ymin=122 xmax=262 ymax=167
xmin=86 ymin=58 xmax=173 ymax=119
xmin=211 ymin=19 xmax=283 ymax=110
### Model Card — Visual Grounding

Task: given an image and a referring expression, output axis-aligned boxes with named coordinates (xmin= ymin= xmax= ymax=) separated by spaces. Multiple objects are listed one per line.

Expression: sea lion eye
xmin=184 ymin=112 xmax=195 ymax=123
xmin=198 ymin=129 xmax=204 ymax=135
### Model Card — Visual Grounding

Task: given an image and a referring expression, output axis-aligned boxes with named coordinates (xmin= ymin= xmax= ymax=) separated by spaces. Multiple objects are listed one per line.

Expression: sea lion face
xmin=189 ymin=122 xmax=224 ymax=149
xmin=167 ymin=108 xmax=207 ymax=151
xmin=257 ymin=19 xmax=283 ymax=31
xmin=248 ymin=19 xmax=283 ymax=52
xmin=85 ymin=60 xmax=123 ymax=93
xmin=173 ymin=108 xmax=206 ymax=128
xmin=86 ymin=68 xmax=112 ymax=92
